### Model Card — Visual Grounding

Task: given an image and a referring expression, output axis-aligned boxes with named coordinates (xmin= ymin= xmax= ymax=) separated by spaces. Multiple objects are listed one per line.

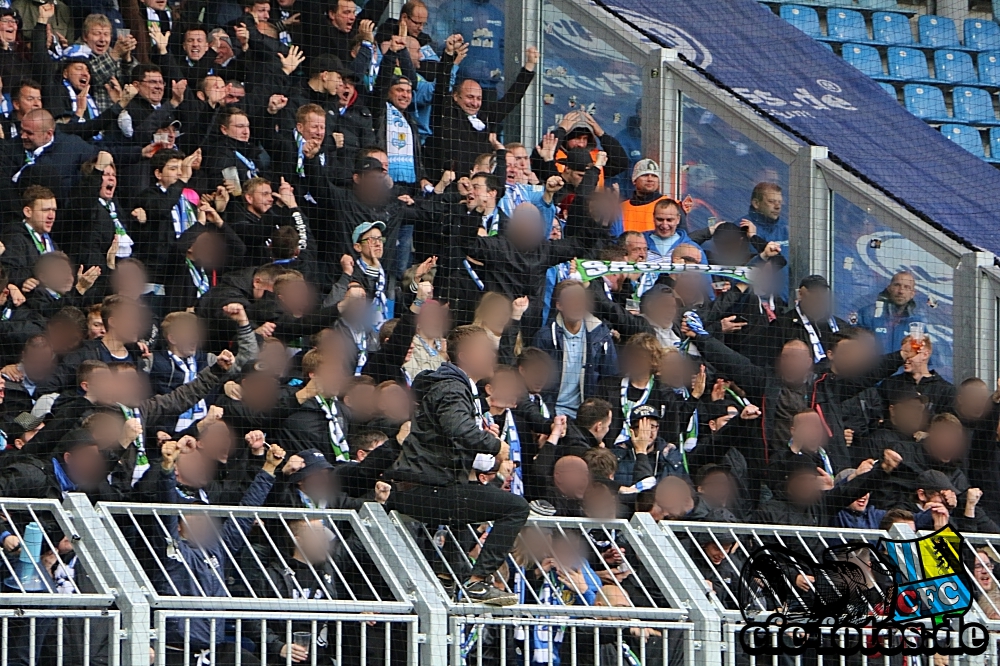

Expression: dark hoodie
xmin=388 ymin=362 xmax=501 ymax=487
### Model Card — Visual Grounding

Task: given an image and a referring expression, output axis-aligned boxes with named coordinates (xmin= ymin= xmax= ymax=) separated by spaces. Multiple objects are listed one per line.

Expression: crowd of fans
xmin=0 ymin=0 xmax=994 ymax=662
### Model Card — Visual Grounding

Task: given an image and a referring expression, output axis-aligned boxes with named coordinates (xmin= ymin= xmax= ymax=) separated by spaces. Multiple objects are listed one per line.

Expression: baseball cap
xmin=557 ymin=148 xmax=593 ymax=172
xmin=352 ymin=221 xmax=386 ymax=244
xmin=629 ymin=404 xmax=660 ymax=426
xmin=354 ymin=156 xmax=384 ymax=175
xmin=799 ymin=275 xmax=831 ymax=291
xmin=632 ymin=158 xmax=660 ymax=182
xmin=308 ymin=53 xmax=343 ymax=79
xmin=3 ymin=412 xmax=43 ymax=443
xmin=288 ymin=448 xmax=334 ymax=484
xmin=916 ymin=469 xmax=959 ymax=495
xmin=887 ymin=385 xmax=929 ymax=405
xmin=388 ymin=74 xmax=411 ymax=88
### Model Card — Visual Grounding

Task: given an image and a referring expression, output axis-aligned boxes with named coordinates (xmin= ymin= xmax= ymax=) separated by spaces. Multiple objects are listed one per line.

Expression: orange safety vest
xmin=620 ymin=195 xmax=669 ymax=233
xmin=554 ymin=146 xmax=605 ymax=188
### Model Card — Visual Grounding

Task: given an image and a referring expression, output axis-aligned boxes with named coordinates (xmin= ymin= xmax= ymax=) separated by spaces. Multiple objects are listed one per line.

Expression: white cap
xmin=632 ymin=158 xmax=660 ymax=182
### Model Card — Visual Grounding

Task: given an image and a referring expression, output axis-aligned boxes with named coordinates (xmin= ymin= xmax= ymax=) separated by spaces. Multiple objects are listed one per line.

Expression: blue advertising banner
xmin=594 ymin=0 xmax=1000 ymax=254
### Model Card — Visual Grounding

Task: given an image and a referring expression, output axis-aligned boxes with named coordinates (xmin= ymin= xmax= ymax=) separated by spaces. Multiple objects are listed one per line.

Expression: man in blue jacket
xmin=533 ymin=280 xmax=618 ymax=418
xmin=154 ymin=436 xmax=284 ymax=665
xmin=642 ymin=199 xmax=705 ymax=263
xmin=856 ymin=271 xmax=927 ymax=354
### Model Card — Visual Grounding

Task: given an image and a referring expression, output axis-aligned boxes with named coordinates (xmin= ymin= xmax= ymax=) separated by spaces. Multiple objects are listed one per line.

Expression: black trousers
xmin=387 ymin=482 xmax=529 ymax=579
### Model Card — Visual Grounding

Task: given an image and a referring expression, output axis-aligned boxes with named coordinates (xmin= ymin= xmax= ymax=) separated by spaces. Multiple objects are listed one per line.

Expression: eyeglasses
xmin=361 ymin=236 xmax=384 ymax=245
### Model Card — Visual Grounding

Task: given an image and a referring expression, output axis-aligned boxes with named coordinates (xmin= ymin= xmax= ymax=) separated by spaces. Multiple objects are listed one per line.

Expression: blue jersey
xmin=432 ymin=0 xmax=505 ymax=90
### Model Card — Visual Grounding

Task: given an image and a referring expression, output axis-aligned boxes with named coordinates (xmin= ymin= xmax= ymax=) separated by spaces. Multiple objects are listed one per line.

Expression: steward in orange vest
xmin=621 ymin=159 xmax=669 ymax=233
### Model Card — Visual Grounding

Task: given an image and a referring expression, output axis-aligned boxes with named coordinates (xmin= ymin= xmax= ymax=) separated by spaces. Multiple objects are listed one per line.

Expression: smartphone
xmin=117 ymin=28 xmax=130 ymax=38
xmin=153 ymin=131 xmax=169 ymax=145
xmin=732 ymin=315 xmax=748 ymax=325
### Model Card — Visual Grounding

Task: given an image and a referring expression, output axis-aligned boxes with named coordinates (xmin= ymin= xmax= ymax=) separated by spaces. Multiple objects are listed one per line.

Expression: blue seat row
xmin=903 ymin=84 xmax=1000 ymax=125
xmin=780 ymin=6 xmax=1000 ymax=51
xmin=938 ymin=123 xmax=1000 ymax=161
xmin=766 ymin=0 xmax=906 ymax=10
xmin=842 ymin=43 xmax=1000 ymax=86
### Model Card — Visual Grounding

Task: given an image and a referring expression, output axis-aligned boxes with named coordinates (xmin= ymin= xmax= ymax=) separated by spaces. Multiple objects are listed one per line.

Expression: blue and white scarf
xmin=169 ymin=352 xmax=207 ymax=430
xmin=63 ymin=79 xmax=101 ymax=140
xmin=386 ymin=103 xmax=416 ymax=184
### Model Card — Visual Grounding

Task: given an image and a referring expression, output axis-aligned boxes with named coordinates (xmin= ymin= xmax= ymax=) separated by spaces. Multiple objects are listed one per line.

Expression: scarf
xmin=99 ymin=199 xmax=133 ymax=257
xmin=403 ymin=335 xmax=444 ymax=379
xmin=145 ymin=6 xmax=172 ymax=41
xmin=169 ymin=352 xmax=207 ymax=430
xmin=796 ymin=303 xmax=838 ymax=363
xmin=672 ymin=387 xmax=698 ymax=473
xmin=233 ymin=149 xmax=259 ymax=180
xmin=386 ymin=103 xmax=416 ymax=183
xmin=119 ymin=404 xmax=149 ymax=486
xmin=467 ymin=114 xmax=486 ymax=131
xmin=358 ymin=258 xmax=388 ymax=329
xmin=63 ymin=79 xmax=102 ymax=140
xmin=499 ymin=409 xmax=523 ymax=496
xmin=25 ymin=223 xmax=54 ymax=255
xmin=481 ymin=207 xmax=500 ymax=236
xmin=293 ymin=129 xmax=326 ymax=178
xmin=185 ymin=258 xmax=210 ymax=297
xmin=616 ymin=376 xmax=654 ymax=445
xmin=316 ymin=396 xmax=348 ymax=461
xmin=349 ymin=325 xmax=368 ymax=376
xmin=530 ymin=393 xmax=550 ymax=419
xmin=13 ymin=140 xmax=53 ymax=183
xmin=169 ymin=187 xmax=198 ymax=237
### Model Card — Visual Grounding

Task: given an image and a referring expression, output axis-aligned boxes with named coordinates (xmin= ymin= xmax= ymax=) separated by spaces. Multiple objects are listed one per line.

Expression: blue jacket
xmin=744 ymin=209 xmax=789 ymax=299
xmin=642 ymin=229 xmax=706 ymax=262
xmin=533 ymin=315 xmax=619 ymax=409
xmin=153 ymin=466 xmax=275 ymax=650
xmin=432 ymin=0 xmax=505 ymax=90
xmin=856 ymin=291 xmax=927 ymax=355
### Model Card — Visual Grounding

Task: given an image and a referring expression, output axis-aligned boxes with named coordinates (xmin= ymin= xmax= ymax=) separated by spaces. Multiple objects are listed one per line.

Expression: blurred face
xmin=22 ymin=340 xmax=54 ymax=379
xmin=457 ymin=331 xmax=497 ymax=381
xmin=277 ymin=280 xmax=312 ymax=317
xmin=957 ymin=382 xmax=991 ymax=420
xmin=329 ymin=0 xmax=356 ymax=31
xmin=401 ymin=6 xmax=427 ymax=34
xmin=24 ymin=197 xmax=56 ymax=233
xmin=634 ymin=173 xmax=659 ymax=195
xmin=100 ymin=165 xmax=117 ymax=199
xmin=107 ymin=302 xmax=143 ymax=344
xmin=14 ymin=86 xmax=43 ymax=119
xmin=417 ymin=300 xmax=447 ymax=339
xmin=654 ymin=477 xmax=695 ymax=519
xmin=47 ymin=320 xmax=83 ymax=355
xmin=887 ymin=273 xmax=916 ymax=307
xmin=293 ymin=520 xmax=330 ymax=564
xmin=87 ymin=312 xmax=105 ymax=339
xmin=659 ymin=351 xmax=692 ymax=389
xmin=136 ymin=71 xmax=166 ymax=104
xmin=923 ymin=421 xmax=966 ymax=464
xmin=552 ymin=456 xmax=590 ymax=500
xmin=343 ymin=383 xmax=377 ymax=421
xmin=39 ymin=258 xmax=74 ymax=294
xmin=786 ymin=471 xmax=822 ymax=506
xmin=485 ymin=372 xmax=521 ymax=411
xmin=644 ymin=291 xmax=677 ymax=330
xmin=454 ymin=80 xmax=483 ymax=116
xmin=624 ymin=235 xmax=648 ymax=262
xmin=156 ymin=159 xmax=182 ymax=187
xmin=388 ymin=81 xmax=412 ymax=110
xmin=167 ymin=322 xmax=200 ymax=358
xmin=798 ymin=286 xmax=831 ymax=320
xmin=583 ymin=484 xmax=618 ymax=520
xmin=184 ymin=30 xmax=208 ymax=59
xmin=653 ymin=203 xmax=681 ymax=238
xmin=258 ymin=340 xmax=289 ymax=376
xmin=377 ymin=383 xmax=412 ymax=422
xmin=314 ymin=359 xmax=347 ymax=399
xmin=777 ymin=340 xmax=813 ymax=385
xmin=245 ymin=184 xmax=273 ymax=216
xmin=518 ymin=359 xmax=553 ymax=394
xmin=20 ymin=116 xmax=53 ymax=151
xmin=241 ymin=373 xmax=280 ymax=412
xmin=111 ymin=262 xmax=147 ymax=299
xmin=623 ymin=346 xmax=655 ymax=378
xmin=84 ymin=367 xmax=113 ymax=402
xmin=63 ymin=62 xmax=90 ymax=92
xmin=888 ymin=399 xmax=926 ymax=435
xmin=790 ymin=411 xmax=825 ymax=453
xmin=85 ymin=25 xmax=112 ymax=54
xmin=222 ymin=114 xmax=251 ymax=142
xmin=63 ymin=445 xmax=107 ymax=490
xmin=752 ymin=190 xmax=783 ymax=221
xmin=698 ymin=470 xmax=736 ymax=508
xmin=199 ymin=421 xmax=232 ymax=463
xmin=297 ymin=112 xmax=326 ymax=143
xmin=556 ymin=284 xmax=589 ymax=323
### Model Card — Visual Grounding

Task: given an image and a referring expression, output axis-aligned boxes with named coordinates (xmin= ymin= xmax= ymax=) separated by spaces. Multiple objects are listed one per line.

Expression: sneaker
xmin=461 ymin=579 xmax=518 ymax=606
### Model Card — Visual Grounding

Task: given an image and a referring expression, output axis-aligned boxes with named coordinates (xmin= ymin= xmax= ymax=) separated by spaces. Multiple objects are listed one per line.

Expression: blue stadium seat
xmin=941 ymin=123 xmax=985 ymax=157
xmin=873 ymin=12 xmax=913 ymax=44
xmin=988 ymin=127 xmax=1000 ymax=162
xmin=820 ymin=41 xmax=834 ymax=51
xmin=904 ymin=84 xmax=951 ymax=122
xmin=953 ymin=86 xmax=1000 ymax=124
xmin=858 ymin=0 xmax=899 ymax=8
xmin=980 ymin=51 xmax=1000 ymax=86
xmin=826 ymin=9 xmax=868 ymax=42
xmin=879 ymin=82 xmax=899 ymax=98
xmin=965 ymin=19 xmax=1000 ymax=52
xmin=887 ymin=48 xmax=930 ymax=80
xmin=918 ymin=15 xmax=960 ymax=48
xmin=934 ymin=49 xmax=977 ymax=83
xmin=779 ymin=5 xmax=821 ymax=38
xmin=844 ymin=43 xmax=885 ymax=77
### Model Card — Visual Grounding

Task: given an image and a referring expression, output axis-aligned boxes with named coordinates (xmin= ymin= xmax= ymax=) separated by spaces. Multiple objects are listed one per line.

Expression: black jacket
xmin=388 ymin=362 xmax=501 ymax=486
xmin=0 ymin=130 xmax=97 ymax=216
xmin=1 ymin=222 xmax=58 ymax=287
xmin=278 ymin=395 xmax=352 ymax=462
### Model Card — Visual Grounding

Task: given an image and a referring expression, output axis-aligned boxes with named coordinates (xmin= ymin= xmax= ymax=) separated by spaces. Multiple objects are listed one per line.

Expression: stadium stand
xmin=6 ymin=0 xmax=1000 ymax=663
